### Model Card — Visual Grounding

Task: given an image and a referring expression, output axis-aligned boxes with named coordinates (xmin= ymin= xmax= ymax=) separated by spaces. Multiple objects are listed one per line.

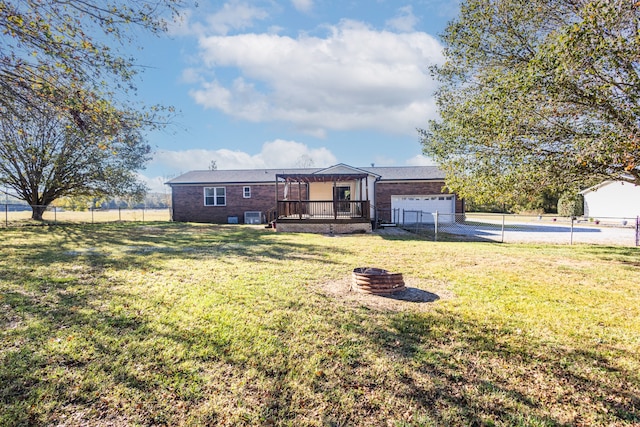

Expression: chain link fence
xmin=376 ymin=209 xmax=640 ymax=247
xmin=5 ymin=204 xmax=639 ymax=246
xmin=1 ymin=204 xmax=171 ymax=227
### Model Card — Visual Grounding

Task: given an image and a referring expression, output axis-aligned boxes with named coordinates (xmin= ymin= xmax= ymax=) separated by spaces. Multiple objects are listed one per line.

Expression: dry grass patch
xmin=319 ymin=276 xmax=455 ymax=312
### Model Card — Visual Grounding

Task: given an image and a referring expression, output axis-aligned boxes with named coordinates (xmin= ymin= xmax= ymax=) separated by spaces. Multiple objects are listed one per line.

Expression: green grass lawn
xmin=1 ymin=223 xmax=639 ymax=426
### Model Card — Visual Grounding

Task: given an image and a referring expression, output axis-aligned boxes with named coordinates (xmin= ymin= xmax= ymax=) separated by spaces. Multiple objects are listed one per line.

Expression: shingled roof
xmin=166 ymin=165 xmax=444 ymax=185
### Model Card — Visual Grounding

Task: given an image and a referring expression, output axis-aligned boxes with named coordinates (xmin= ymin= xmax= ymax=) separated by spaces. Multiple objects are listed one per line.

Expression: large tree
xmin=0 ymin=0 xmax=186 ymax=218
xmin=421 ymin=0 xmax=640 ymax=205
xmin=0 ymin=90 xmax=151 ymax=220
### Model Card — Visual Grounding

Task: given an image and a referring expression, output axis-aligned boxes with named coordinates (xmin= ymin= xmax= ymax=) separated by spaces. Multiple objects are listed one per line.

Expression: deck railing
xmin=277 ymin=200 xmax=370 ymax=221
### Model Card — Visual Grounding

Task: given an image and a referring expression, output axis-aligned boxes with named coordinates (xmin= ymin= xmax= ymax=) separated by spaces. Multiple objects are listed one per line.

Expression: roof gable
xmin=580 ymin=180 xmax=640 ymax=195
xmin=313 ymin=163 xmax=379 ymax=177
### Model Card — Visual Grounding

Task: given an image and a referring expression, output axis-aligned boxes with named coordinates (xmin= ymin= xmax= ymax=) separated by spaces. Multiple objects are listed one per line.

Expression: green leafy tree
xmin=0 ymin=0 xmax=185 ymax=115
xmin=0 ymin=95 xmax=150 ymax=220
xmin=53 ymin=195 xmax=110 ymax=211
xmin=0 ymin=0 xmax=186 ymax=219
xmin=421 ymin=0 xmax=640 ymax=205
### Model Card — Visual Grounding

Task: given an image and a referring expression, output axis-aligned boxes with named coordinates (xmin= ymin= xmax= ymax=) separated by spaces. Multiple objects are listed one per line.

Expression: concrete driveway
xmin=439 ymin=220 xmax=638 ymax=246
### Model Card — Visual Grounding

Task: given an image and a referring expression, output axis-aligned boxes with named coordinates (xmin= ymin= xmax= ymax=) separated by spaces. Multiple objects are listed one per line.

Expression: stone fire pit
xmin=351 ymin=267 xmax=405 ymax=295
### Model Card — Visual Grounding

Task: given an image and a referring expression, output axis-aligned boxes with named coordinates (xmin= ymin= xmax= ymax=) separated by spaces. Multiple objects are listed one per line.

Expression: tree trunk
xmin=31 ymin=205 xmax=47 ymax=221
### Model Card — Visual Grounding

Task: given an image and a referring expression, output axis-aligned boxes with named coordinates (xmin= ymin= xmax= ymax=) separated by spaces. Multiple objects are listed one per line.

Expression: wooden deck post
xmin=333 ymin=180 xmax=337 ymax=220
xmin=298 ymin=180 xmax=302 ymax=219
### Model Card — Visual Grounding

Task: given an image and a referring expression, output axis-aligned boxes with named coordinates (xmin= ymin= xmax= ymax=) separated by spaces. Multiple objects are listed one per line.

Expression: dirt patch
xmin=319 ymin=276 xmax=455 ymax=312
xmin=373 ymin=227 xmax=413 ymax=236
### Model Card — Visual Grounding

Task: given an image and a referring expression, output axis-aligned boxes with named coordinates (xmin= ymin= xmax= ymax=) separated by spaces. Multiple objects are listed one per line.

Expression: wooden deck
xmin=276 ymin=200 xmax=370 ymax=222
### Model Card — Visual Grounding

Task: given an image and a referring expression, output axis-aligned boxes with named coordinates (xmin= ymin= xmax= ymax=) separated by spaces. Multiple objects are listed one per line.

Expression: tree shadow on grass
xmin=0 ymin=262 xmax=243 ymax=425
xmin=375 ymin=226 xmax=500 ymax=243
xmin=580 ymin=245 xmax=640 ymax=267
xmin=3 ymin=266 xmax=639 ymax=426
xmin=1 ymin=273 xmax=137 ymax=424
xmin=4 ymin=222 xmax=352 ymax=273
xmin=2 ymin=224 xmax=639 ymax=426
xmin=0 ymin=223 xmax=356 ymax=425
xmin=344 ymin=309 xmax=640 ymax=426
xmin=381 ymin=287 xmax=440 ymax=303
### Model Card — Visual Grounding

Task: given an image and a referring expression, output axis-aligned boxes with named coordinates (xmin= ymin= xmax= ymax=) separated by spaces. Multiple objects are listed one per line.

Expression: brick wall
xmin=171 ymin=179 xmax=462 ymax=225
xmin=171 ymin=183 xmax=308 ymax=223
xmin=172 ymin=184 xmax=274 ymax=223
xmin=276 ymin=222 xmax=371 ymax=234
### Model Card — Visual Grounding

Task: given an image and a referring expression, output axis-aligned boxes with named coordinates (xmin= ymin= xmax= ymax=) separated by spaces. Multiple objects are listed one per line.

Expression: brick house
xmin=166 ymin=164 xmax=464 ymax=233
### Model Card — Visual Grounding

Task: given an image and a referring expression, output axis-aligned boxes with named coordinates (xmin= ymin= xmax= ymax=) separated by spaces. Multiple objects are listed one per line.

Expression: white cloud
xmin=180 ymin=68 xmax=203 ymax=84
xmin=138 ymin=173 xmax=173 ymax=194
xmin=189 ymin=20 xmax=444 ymax=136
xmin=385 ymin=6 xmax=419 ymax=33
xmin=148 ymin=140 xmax=337 ymax=176
xmin=170 ymin=1 xmax=269 ymax=37
xmin=291 ymin=0 xmax=314 ymax=13
xmin=259 ymin=139 xmax=336 ymax=167
xmin=206 ymin=1 xmax=269 ymax=35
xmin=406 ymin=154 xmax=437 ymax=166
xmin=366 ymin=153 xmax=438 ymax=168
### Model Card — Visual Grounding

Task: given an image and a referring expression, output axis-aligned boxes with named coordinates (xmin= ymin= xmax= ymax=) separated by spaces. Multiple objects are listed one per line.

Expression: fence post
xmin=91 ymin=207 xmax=94 ymax=224
xmin=636 ymin=216 xmax=639 ymax=247
xmin=142 ymin=208 xmax=145 ymax=223
xmin=570 ymin=217 xmax=574 ymax=245
xmin=501 ymin=214 xmax=505 ymax=243
xmin=434 ymin=211 xmax=439 ymax=242
xmin=54 ymin=206 xmax=57 ymax=225
xmin=4 ymin=204 xmax=7 ymax=227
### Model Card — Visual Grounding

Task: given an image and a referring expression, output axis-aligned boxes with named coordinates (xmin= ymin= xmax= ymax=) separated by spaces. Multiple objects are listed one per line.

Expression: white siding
xmin=583 ymin=181 xmax=640 ymax=219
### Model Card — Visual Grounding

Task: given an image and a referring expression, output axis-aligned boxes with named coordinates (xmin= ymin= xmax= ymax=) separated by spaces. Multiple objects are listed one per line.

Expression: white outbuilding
xmin=581 ymin=180 xmax=640 ymax=221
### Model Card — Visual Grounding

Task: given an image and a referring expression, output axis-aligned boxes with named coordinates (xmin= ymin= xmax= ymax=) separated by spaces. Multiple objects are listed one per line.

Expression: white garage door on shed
xmin=391 ymin=195 xmax=456 ymax=224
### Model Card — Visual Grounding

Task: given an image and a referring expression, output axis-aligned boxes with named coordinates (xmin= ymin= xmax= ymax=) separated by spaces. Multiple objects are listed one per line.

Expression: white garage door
xmin=391 ymin=195 xmax=455 ymax=224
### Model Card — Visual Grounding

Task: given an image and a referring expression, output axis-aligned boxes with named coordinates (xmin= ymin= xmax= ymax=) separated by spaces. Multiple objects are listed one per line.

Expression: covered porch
xmin=274 ymin=172 xmax=372 ymax=232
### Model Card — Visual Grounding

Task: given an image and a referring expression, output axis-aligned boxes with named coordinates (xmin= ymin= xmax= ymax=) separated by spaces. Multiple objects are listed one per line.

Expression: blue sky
xmin=131 ymin=0 xmax=460 ymax=192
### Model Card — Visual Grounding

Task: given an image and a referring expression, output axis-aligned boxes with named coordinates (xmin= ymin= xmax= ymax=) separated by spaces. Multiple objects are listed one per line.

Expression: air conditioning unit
xmin=244 ymin=211 xmax=262 ymax=224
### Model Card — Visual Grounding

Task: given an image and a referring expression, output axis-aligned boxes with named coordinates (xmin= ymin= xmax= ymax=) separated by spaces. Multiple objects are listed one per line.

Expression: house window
xmin=204 ymin=187 xmax=226 ymax=206
xmin=243 ymin=186 xmax=251 ymax=198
